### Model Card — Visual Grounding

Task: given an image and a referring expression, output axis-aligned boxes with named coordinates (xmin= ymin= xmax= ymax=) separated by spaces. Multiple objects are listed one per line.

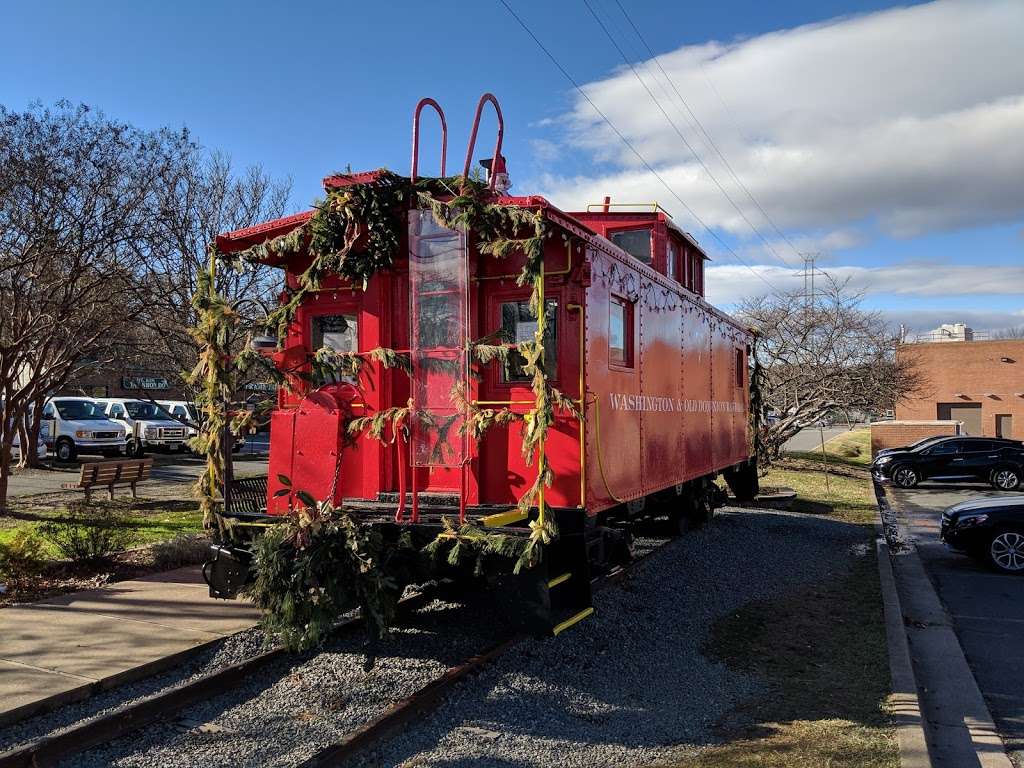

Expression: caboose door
xmin=477 ymin=286 xmax=579 ymax=508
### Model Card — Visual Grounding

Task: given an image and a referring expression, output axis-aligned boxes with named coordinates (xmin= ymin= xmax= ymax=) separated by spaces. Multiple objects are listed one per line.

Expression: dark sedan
xmin=941 ymin=496 xmax=1024 ymax=574
xmin=872 ymin=436 xmax=1024 ymax=490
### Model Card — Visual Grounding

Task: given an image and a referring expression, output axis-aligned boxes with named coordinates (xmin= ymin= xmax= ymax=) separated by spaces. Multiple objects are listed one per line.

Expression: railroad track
xmin=0 ymin=535 xmax=670 ymax=768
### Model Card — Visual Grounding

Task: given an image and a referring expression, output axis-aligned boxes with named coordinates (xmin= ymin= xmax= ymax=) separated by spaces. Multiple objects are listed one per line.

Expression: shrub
xmin=0 ymin=528 xmax=47 ymax=578
xmin=39 ymin=505 xmax=137 ymax=563
xmin=837 ymin=444 xmax=862 ymax=458
xmin=151 ymin=534 xmax=210 ymax=571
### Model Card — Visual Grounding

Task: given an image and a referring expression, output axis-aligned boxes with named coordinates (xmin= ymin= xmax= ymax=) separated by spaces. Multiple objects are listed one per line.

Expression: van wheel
xmin=55 ymin=438 xmax=77 ymax=462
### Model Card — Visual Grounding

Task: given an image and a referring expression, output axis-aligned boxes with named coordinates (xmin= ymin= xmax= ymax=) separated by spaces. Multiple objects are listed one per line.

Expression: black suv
xmin=872 ymin=436 xmax=1024 ymax=490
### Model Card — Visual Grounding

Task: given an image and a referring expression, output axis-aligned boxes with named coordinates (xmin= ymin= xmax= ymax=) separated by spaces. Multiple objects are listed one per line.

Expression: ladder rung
xmin=552 ymin=607 xmax=594 ymax=636
xmin=480 ymin=510 xmax=527 ymax=528
xmin=547 ymin=572 xmax=572 ymax=588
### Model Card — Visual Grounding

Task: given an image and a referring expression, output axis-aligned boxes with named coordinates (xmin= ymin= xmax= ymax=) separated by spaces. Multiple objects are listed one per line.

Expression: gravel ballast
xmin=46 ymin=506 xmax=865 ymax=767
xmin=359 ymin=507 xmax=867 ymax=767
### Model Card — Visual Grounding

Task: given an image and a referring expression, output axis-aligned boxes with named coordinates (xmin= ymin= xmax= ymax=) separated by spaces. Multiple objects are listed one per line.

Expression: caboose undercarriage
xmin=204 ymin=459 xmax=756 ymax=636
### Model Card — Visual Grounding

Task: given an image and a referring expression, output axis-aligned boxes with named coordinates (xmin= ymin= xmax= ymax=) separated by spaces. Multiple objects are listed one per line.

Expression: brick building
xmin=896 ymin=338 xmax=1024 ymax=439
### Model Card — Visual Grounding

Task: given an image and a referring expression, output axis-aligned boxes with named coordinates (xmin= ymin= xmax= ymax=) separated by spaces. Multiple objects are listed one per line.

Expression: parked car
xmin=40 ymin=398 xmax=128 ymax=461
xmin=156 ymin=400 xmax=245 ymax=454
xmin=872 ymin=436 xmax=1024 ymax=490
xmin=95 ymin=398 xmax=188 ymax=457
xmin=875 ymin=435 xmax=950 ymax=458
xmin=941 ymin=497 xmax=1024 ymax=574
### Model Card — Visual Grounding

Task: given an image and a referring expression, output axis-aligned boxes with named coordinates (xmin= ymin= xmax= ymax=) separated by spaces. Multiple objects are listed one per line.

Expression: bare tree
xmin=0 ymin=102 xmax=200 ymax=504
xmin=133 ymin=152 xmax=291 ymax=402
xmin=737 ymin=275 xmax=923 ymax=464
xmin=990 ymin=326 xmax=1024 ymax=340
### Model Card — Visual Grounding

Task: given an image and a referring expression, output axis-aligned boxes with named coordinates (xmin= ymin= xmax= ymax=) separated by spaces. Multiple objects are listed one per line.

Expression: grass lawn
xmin=0 ymin=500 xmax=204 ymax=559
xmin=671 ymin=454 xmax=897 ymax=768
xmin=788 ymin=426 xmax=872 ymax=469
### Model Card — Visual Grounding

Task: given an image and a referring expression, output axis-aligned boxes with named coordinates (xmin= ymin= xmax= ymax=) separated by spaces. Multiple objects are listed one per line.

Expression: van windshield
xmin=125 ymin=401 xmax=163 ymax=419
xmin=55 ymin=400 xmax=107 ymax=420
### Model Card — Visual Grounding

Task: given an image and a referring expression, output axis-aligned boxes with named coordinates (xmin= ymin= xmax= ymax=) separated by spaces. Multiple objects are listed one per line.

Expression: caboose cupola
xmin=569 ymin=199 xmax=708 ymax=296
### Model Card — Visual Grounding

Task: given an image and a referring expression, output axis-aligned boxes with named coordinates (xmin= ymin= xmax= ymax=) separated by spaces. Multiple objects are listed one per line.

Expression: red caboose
xmin=207 ymin=95 xmax=757 ymax=634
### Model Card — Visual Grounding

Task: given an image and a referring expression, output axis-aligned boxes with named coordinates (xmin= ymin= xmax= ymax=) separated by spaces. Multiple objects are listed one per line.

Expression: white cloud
xmin=704 ymin=262 xmax=1024 ymax=306
xmin=537 ymin=0 xmax=1024 ymax=242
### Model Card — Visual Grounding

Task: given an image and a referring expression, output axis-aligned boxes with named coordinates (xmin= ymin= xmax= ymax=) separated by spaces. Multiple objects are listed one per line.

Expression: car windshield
xmin=124 ymin=401 xmax=163 ymax=419
xmin=910 ymin=437 xmax=946 ymax=452
xmin=54 ymin=400 xmax=107 ymax=420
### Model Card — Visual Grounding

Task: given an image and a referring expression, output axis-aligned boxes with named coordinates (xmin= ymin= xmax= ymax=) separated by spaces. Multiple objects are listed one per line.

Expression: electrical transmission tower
xmin=801 ymin=253 xmax=827 ymax=312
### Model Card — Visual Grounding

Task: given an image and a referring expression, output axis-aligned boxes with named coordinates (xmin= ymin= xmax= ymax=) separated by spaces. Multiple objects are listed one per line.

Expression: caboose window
xmin=609 ymin=228 xmax=652 ymax=264
xmin=666 ymin=241 xmax=678 ymax=282
xmin=735 ymin=348 xmax=744 ymax=387
xmin=312 ymin=314 xmax=358 ymax=354
xmin=609 ymin=296 xmax=633 ymax=367
xmin=499 ymin=299 xmax=558 ymax=382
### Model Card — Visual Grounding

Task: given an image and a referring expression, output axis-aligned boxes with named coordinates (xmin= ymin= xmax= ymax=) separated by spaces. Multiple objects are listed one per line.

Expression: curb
xmin=876 ymin=533 xmax=931 ymax=767
xmin=874 ymin=481 xmax=1013 ymax=768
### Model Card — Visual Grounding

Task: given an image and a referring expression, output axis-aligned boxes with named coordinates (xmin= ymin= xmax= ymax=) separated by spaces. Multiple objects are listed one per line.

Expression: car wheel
xmin=991 ymin=468 xmax=1021 ymax=491
xmin=55 ymin=438 xmax=77 ymax=462
xmin=988 ymin=531 xmax=1024 ymax=574
xmin=892 ymin=465 xmax=919 ymax=488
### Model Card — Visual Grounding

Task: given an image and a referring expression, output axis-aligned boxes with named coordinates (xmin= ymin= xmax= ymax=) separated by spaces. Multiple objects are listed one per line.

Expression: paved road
xmin=5 ymin=456 xmax=269 ymax=498
xmin=888 ymin=482 xmax=1024 ymax=763
xmin=782 ymin=426 xmax=849 ymax=453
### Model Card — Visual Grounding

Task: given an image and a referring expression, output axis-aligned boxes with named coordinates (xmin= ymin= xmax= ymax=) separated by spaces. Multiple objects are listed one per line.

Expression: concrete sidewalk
xmin=0 ymin=566 xmax=260 ymax=726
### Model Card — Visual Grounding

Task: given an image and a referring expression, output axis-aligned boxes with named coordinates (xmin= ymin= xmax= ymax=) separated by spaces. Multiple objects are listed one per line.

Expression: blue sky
xmin=4 ymin=0 xmax=1022 ymax=333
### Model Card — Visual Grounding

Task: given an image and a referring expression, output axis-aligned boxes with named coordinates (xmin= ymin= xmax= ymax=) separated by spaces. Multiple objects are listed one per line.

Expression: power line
xmin=581 ymin=0 xmax=794 ymax=270
xmin=609 ymin=0 xmax=805 ymax=265
xmin=497 ymin=0 xmax=783 ymax=296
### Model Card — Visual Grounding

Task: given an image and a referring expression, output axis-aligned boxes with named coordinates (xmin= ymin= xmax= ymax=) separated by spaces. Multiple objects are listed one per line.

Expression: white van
xmin=95 ymin=398 xmax=188 ymax=457
xmin=157 ymin=400 xmax=245 ymax=454
xmin=40 ymin=398 xmax=128 ymax=461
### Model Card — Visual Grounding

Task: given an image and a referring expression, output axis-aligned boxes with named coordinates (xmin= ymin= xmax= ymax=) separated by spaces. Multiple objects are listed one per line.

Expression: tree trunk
xmin=0 ymin=429 xmax=15 ymax=512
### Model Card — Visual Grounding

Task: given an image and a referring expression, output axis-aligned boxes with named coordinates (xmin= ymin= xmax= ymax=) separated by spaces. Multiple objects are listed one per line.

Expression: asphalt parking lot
xmin=887 ymin=482 xmax=1024 ymax=764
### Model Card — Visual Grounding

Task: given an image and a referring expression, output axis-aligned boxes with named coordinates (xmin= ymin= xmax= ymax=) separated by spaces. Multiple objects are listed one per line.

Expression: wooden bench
xmin=61 ymin=458 xmax=154 ymax=501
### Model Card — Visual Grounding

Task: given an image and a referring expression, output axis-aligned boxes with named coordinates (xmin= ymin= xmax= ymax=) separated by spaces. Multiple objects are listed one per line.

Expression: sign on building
xmin=121 ymin=376 xmax=170 ymax=391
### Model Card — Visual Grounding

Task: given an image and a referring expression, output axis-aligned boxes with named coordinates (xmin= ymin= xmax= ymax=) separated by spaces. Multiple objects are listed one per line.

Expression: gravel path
xmin=357 ymin=507 xmax=867 ymax=767
xmin=37 ymin=506 xmax=866 ymax=768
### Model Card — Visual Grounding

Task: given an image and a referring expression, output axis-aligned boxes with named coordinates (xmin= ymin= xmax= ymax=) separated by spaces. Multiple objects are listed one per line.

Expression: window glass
xmin=735 ymin=348 xmax=744 ymax=387
xmin=109 ymin=404 xmax=125 ymax=418
xmin=929 ymin=440 xmax=961 ymax=455
xmin=609 ymin=228 xmax=652 ymax=264
xmin=125 ymin=401 xmax=161 ymax=419
xmin=54 ymin=399 xmax=106 ymax=420
xmin=609 ymin=296 xmax=632 ymax=367
xmin=312 ymin=314 xmax=358 ymax=353
xmin=42 ymin=403 xmax=55 ymax=419
xmin=500 ymin=300 xmax=557 ymax=382
xmin=666 ymin=242 xmax=678 ymax=281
